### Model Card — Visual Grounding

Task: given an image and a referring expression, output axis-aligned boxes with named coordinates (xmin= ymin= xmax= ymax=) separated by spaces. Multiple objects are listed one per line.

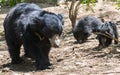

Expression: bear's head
xmin=29 ymin=11 xmax=64 ymax=47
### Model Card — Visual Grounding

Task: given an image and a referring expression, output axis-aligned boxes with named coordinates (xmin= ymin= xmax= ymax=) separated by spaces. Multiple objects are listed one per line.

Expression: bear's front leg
xmin=35 ymin=56 xmax=51 ymax=70
xmin=35 ymin=42 xmax=51 ymax=70
xmin=23 ymin=35 xmax=51 ymax=70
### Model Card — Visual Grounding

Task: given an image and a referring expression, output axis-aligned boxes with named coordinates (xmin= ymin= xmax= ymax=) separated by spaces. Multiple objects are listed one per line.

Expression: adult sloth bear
xmin=73 ymin=16 xmax=103 ymax=43
xmin=96 ymin=21 xmax=119 ymax=47
xmin=3 ymin=3 xmax=64 ymax=70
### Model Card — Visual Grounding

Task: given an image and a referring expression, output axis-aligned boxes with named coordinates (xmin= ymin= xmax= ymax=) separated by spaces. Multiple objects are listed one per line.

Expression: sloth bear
xmin=3 ymin=3 xmax=64 ymax=70
xmin=73 ymin=16 xmax=103 ymax=43
xmin=96 ymin=21 xmax=119 ymax=47
xmin=73 ymin=15 xmax=119 ymax=47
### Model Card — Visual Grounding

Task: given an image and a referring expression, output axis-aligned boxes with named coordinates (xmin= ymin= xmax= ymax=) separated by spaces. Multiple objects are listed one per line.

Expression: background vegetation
xmin=0 ymin=0 xmax=120 ymax=28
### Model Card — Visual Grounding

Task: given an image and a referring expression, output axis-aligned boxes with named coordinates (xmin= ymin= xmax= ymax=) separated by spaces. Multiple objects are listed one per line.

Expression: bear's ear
xmin=57 ymin=14 xmax=63 ymax=20
xmin=57 ymin=13 xmax=64 ymax=25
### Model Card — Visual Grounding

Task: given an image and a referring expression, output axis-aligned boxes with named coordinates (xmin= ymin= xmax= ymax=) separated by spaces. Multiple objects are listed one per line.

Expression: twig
xmin=94 ymin=32 xmax=119 ymax=42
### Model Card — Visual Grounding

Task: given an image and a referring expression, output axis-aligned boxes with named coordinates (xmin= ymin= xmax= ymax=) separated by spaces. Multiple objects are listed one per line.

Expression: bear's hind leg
xmin=7 ymin=41 xmax=23 ymax=64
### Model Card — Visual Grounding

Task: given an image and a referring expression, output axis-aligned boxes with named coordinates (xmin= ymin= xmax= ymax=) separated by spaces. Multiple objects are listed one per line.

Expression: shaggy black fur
xmin=73 ymin=16 xmax=103 ymax=43
xmin=96 ymin=21 xmax=119 ymax=47
xmin=3 ymin=3 xmax=63 ymax=70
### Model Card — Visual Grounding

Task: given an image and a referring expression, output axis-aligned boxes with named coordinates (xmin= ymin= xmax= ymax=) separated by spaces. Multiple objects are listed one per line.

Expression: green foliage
xmin=10 ymin=0 xmax=24 ymax=7
xmin=110 ymin=0 xmax=117 ymax=2
xmin=117 ymin=0 xmax=120 ymax=9
xmin=1 ymin=0 xmax=6 ymax=5
xmin=51 ymin=0 xmax=57 ymax=4
xmin=81 ymin=0 xmax=96 ymax=12
xmin=82 ymin=0 xmax=96 ymax=4
xmin=0 ymin=0 xmax=24 ymax=7
xmin=66 ymin=0 xmax=96 ymax=28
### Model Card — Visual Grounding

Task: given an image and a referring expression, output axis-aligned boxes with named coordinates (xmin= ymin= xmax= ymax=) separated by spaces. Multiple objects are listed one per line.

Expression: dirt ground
xmin=1 ymin=2 xmax=120 ymax=75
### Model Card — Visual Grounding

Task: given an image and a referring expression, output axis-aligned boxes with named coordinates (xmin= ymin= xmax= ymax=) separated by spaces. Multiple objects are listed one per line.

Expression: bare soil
xmin=1 ymin=2 xmax=120 ymax=75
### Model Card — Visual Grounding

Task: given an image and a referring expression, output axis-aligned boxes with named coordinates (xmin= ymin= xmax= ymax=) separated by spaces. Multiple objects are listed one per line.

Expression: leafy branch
xmin=66 ymin=0 xmax=96 ymax=29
